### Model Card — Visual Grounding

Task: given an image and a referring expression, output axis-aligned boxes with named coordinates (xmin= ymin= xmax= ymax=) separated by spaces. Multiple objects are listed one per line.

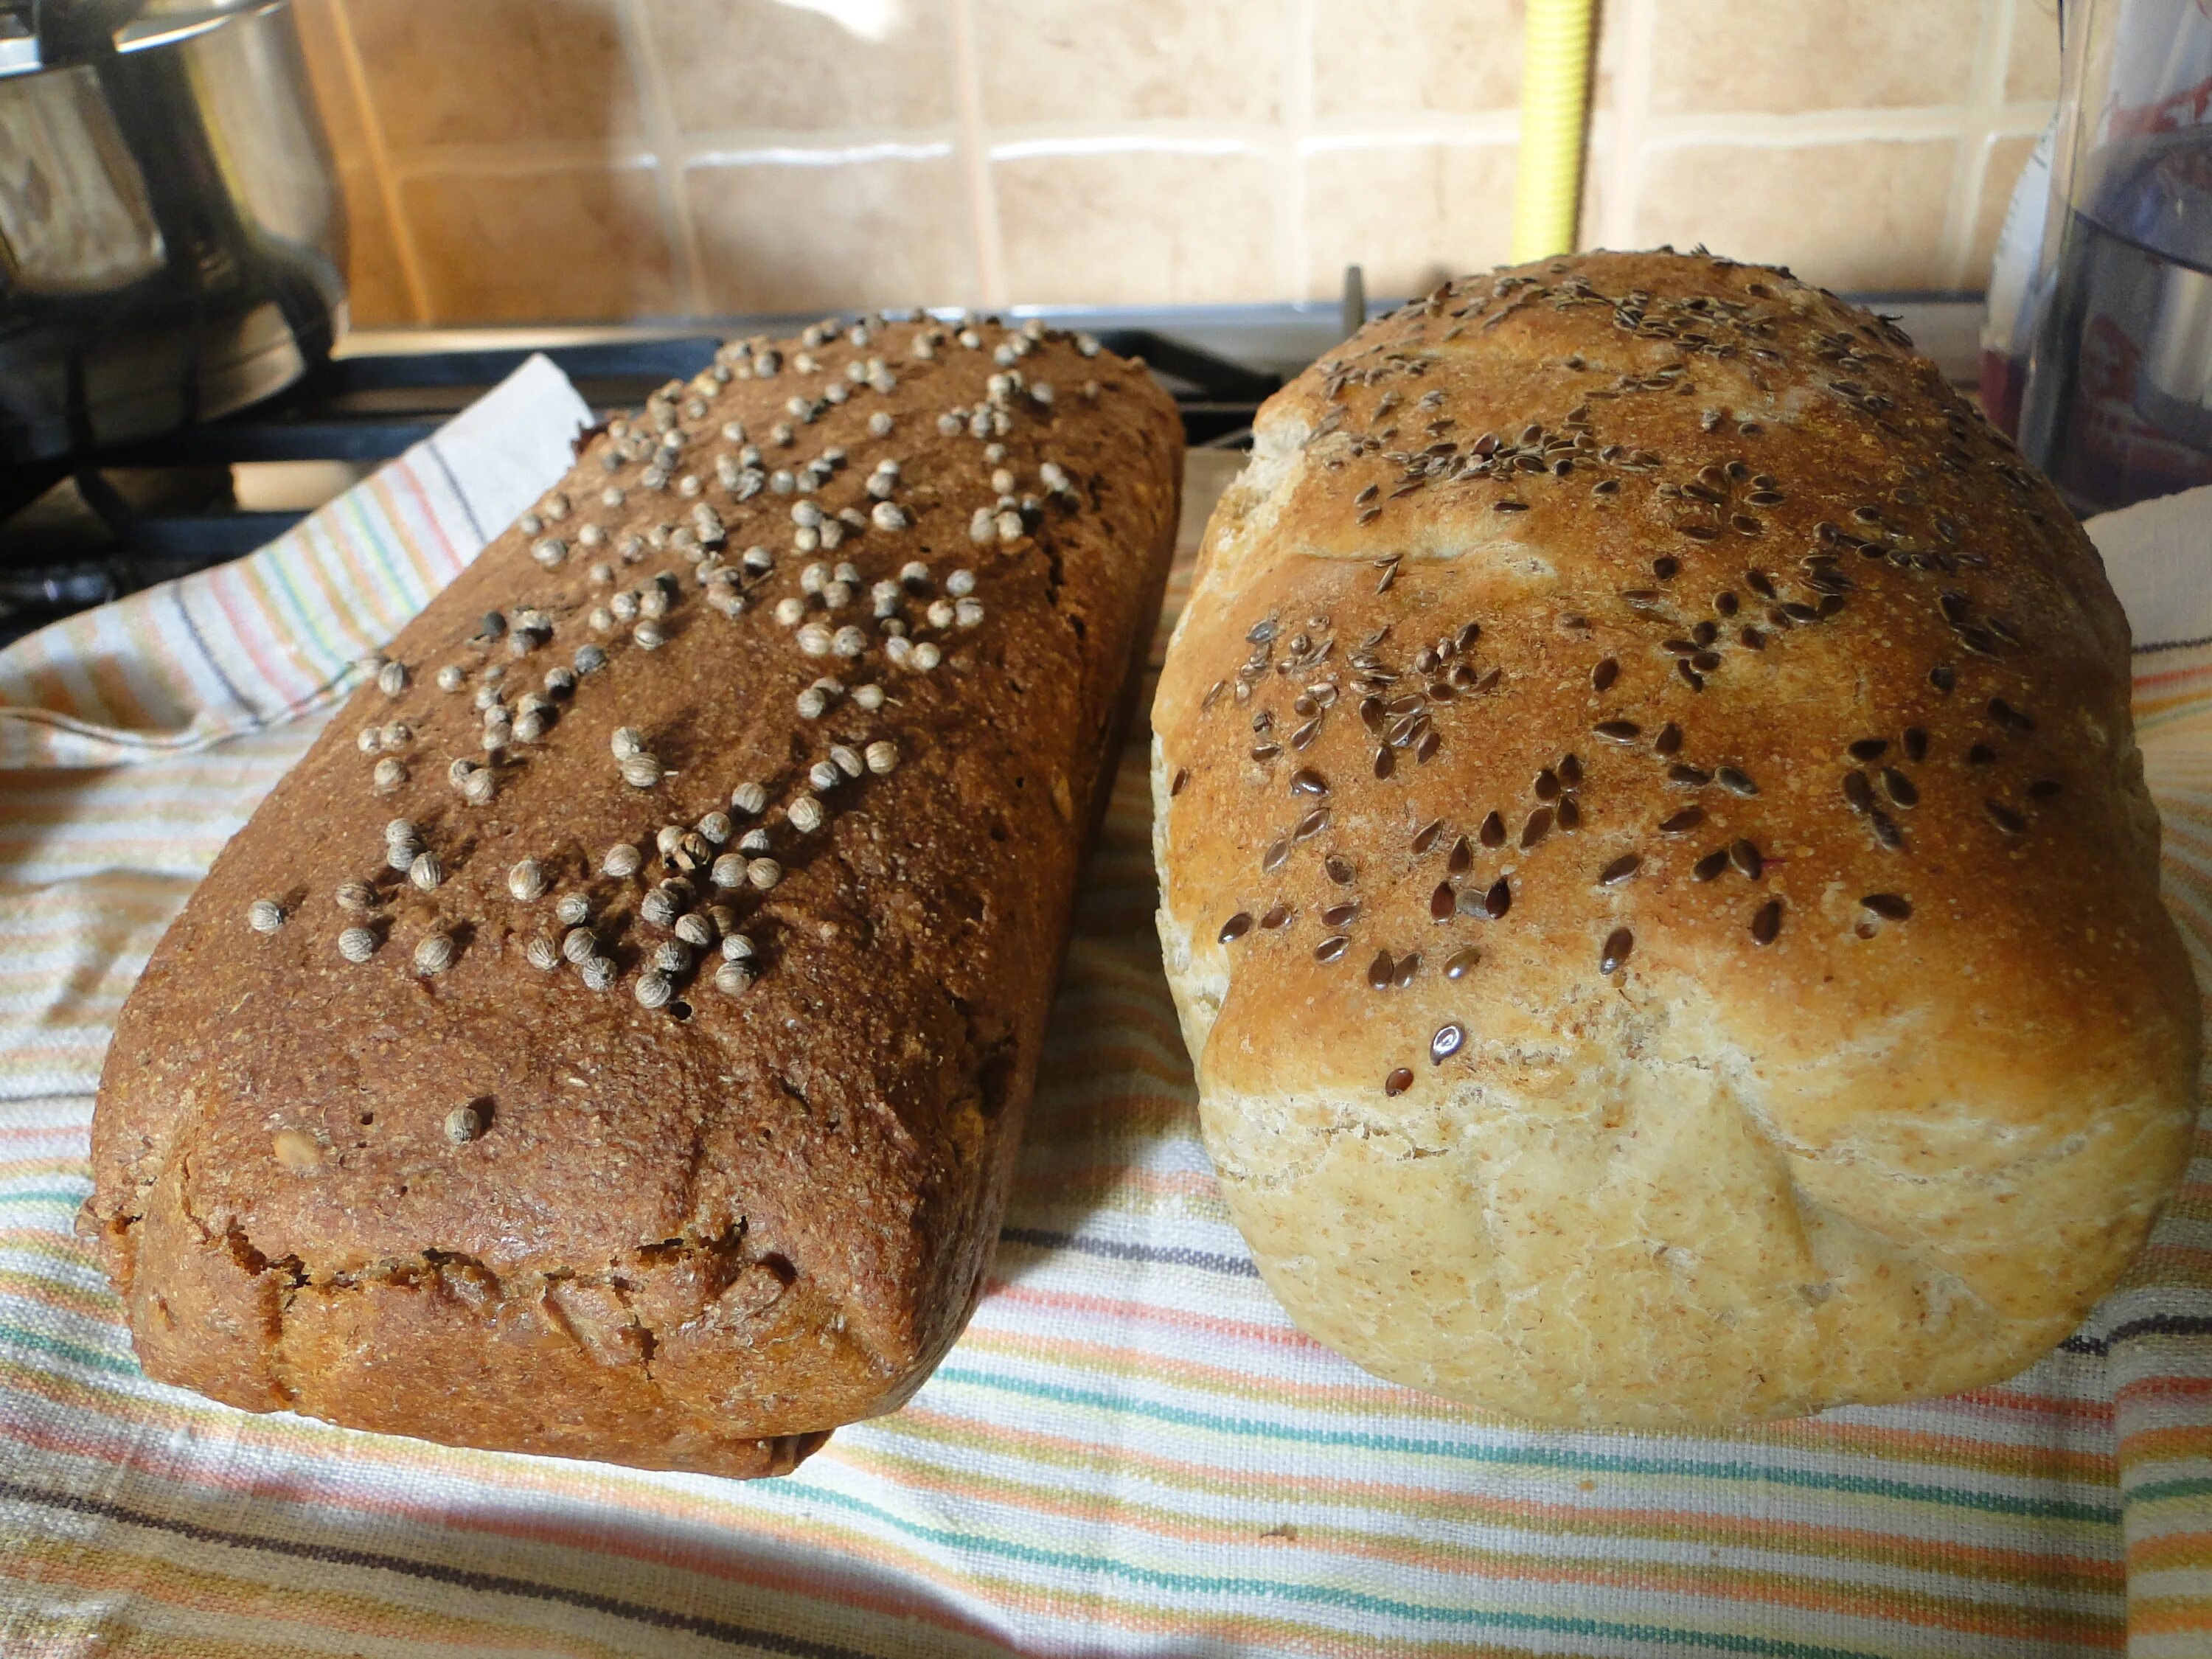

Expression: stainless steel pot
xmin=0 ymin=0 xmax=346 ymax=464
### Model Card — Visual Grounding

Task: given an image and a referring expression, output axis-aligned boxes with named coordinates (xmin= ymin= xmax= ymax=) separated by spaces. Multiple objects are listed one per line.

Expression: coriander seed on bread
xmin=84 ymin=313 xmax=1180 ymax=1475
xmin=1151 ymin=249 xmax=2199 ymax=1427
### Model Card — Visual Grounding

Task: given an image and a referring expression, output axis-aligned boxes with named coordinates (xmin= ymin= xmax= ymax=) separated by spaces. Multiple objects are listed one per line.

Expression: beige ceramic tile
xmin=291 ymin=0 xmax=371 ymax=164
xmin=995 ymin=149 xmax=1274 ymax=305
xmin=293 ymin=2 xmax=413 ymax=324
xmin=1968 ymin=131 xmax=2040 ymax=285
xmin=1577 ymin=135 xmax=1610 ymax=253
xmin=1312 ymin=1 xmax=1523 ymax=117
xmin=973 ymin=0 xmax=1284 ymax=125
xmin=1302 ymin=142 xmax=1517 ymax=299
xmin=399 ymin=164 xmax=676 ymax=322
xmin=995 ymin=148 xmax=1277 ymax=305
xmin=644 ymin=0 xmax=955 ymax=134
xmin=2007 ymin=0 xmax=2062 ymax=102
xmin=1632 ymin=139 xmax=1958 ymax=291
xmin=337 ymin=161 xmax=412 ymax=327
xmin=1588 ymin=0 xmax=1633 ymax=121
xmin=341 ymin=0 xmax=641 ymax=150
xmin=686 ymin=154 xmax=973 ymax=313
xmin=1648 ymin=0 xmax=1982 ymax=114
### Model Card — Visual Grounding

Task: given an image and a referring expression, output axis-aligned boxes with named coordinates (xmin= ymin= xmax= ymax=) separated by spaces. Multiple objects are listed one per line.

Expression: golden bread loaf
xmin=1151 ymin=250 xmax=2198 ymax=1427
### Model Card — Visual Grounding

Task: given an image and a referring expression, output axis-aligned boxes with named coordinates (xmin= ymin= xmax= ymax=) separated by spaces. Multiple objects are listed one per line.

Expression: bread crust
xmin=85 ymin=317 xmax=1180 ymax=1475
xmin=1151 ymin=251 xmax=2199 ymax=1427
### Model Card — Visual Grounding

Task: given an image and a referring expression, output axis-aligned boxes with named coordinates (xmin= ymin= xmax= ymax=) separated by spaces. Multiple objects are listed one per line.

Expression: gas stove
xmin=0 ymin=295 xmax=1981 ymax=649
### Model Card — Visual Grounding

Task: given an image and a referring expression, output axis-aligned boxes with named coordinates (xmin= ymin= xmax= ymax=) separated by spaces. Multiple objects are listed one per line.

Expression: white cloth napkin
xmin=2088 ymin=482 xmax=2212 ymax=653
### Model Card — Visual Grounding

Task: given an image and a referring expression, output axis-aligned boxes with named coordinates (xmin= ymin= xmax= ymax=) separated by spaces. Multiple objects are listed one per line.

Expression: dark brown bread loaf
xmin=85 ymin=315 xmax=1180 ymax=1475
xmin=1152 ymin=250 xmax=2197 ymax=1426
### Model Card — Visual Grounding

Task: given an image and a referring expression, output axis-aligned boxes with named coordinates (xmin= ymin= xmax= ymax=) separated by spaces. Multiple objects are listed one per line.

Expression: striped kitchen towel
xmin=0 ymin=381 xmax=2207 ymax=1657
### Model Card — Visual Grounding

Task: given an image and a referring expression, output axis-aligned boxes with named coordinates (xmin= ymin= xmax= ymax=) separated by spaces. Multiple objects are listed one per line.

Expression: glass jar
xmin=2018 ymin=0 xmax=2212 ymax=514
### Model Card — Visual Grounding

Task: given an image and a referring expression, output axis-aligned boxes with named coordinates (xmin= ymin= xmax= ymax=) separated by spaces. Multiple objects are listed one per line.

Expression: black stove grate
xmin=0 ymin=327 xmax=1279 ymax=647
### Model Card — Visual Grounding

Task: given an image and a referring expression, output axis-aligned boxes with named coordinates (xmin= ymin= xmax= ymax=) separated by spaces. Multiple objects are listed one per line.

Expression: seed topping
xmin=1599 ymin=927 xmax=1633 ymax=974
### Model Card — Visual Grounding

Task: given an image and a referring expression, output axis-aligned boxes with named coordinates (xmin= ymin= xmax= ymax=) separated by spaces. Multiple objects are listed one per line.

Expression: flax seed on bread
xmin=1151 ymin=250 xmax=2197 ymax=1427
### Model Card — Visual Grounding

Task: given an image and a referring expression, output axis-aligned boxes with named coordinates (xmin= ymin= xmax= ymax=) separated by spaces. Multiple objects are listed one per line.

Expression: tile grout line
xmin=322 ymin=0 xmax=431 ymax=325
xmin=948 ymin=0 xmax=1004 ymax=310
xmin=376 ymin=114 xmax=1627 ymax=181
xmin=612 ymin=0 xmax=706 ymax=316
xmin=680 ymin=134 xmax=959 ymax=167
xmin=1635 ymin=105 xmax=2020 ymax=150
xmin=382 ymin=136 xmax=956 ymax=178
xmin=363 ymin=104 xmax=2070 ymax=184
xmin=1599 ymin=0 xmax=1657 ymax=250
xmin=1283 ymin=0 xmax=1315 ymax=303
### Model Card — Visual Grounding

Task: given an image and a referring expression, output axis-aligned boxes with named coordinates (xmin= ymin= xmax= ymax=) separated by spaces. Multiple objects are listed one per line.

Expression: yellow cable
xmin=1512 ymin=0 xmax=1596 ymax=262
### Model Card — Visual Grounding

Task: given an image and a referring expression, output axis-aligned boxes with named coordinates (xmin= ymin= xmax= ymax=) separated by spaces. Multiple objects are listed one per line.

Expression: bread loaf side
xmin=1152 ymin=250 xmax=2198 ymax=1427
xmin=86 ymin=315 xmax=1180 ymax=1475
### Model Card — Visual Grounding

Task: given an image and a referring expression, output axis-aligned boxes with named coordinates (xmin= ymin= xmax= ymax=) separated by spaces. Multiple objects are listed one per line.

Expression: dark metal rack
xmin=0 ymin=289 xmax=1983 ymax=649
xmin=0 ymin=326 xmax=1281 ymax=646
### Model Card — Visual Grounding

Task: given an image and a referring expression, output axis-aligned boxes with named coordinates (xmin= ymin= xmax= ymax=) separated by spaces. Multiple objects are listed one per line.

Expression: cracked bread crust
xmin=84 ymin=316 xmax=1181 ymax=1475
xmin=1151 ymin=251 xmax=2198 ymax=1427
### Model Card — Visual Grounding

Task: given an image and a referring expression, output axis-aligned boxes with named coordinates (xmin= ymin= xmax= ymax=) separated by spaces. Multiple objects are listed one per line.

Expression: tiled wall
xmin=295 ymin=0 xmax=2059 ymax=327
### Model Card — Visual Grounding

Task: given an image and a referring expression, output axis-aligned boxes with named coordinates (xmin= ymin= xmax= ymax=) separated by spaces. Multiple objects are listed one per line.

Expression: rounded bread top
xmin=1151 ymin=250 xmax=2198 ymax=1419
